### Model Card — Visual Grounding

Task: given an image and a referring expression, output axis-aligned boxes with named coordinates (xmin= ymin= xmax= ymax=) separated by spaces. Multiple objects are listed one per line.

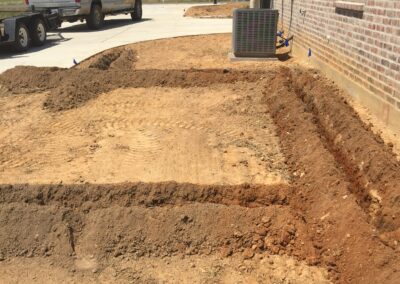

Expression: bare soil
xmin=184 ymin=2 xmax=249 ymax=18
xmin=0 ymin=34 xmax=399 ymax=283
xmin=0 ymin=254 xmax=330 ymax=283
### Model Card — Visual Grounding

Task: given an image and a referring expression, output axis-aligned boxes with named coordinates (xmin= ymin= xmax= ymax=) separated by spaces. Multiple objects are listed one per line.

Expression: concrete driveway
xmin=0 ymin=4 xmax=232 ymax=73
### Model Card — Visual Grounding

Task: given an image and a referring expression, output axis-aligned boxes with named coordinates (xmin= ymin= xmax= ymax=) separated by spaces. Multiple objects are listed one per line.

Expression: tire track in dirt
xmin=0 ymin=135 xmax=85 ymax=170
xmin=0 ymin=82 xmax=287 ymax=185
xmin=0 ymin=84 xmax=7 ymax=96
xmin=112 ymin=129 xmax=164 ymax=166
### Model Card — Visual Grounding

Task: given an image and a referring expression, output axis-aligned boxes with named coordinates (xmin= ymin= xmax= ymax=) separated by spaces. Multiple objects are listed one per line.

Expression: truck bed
xmin=0 ymin=0 xmax=29 ymax=20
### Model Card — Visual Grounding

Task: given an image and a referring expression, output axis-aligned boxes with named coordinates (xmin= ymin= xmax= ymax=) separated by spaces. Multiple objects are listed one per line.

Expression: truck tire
xmin=14 ymin=23 xmax=31 ymax=52
xmin=86 ymin=4 xmax=104 ymax=30
xmin=30 ymin=18 xmax=47 ymax=46
xmin=131 ymin=0 xmax=142 ymax=21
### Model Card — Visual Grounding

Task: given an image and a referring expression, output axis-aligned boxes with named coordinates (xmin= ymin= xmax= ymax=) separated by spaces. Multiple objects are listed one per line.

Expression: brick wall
xmin=275 ymin=0 xmax=400 ymax=112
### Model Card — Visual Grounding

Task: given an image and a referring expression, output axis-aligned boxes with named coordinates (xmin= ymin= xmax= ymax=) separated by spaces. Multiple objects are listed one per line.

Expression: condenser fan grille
xmin=233 ymin=9 xmax=279 ymax=57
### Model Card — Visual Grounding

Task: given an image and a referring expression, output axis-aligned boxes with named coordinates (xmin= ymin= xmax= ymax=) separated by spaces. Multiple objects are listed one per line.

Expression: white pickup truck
xmin=29 ymin=0 xmax=142 ymax=29
xmin=0 ymin=0 xmax=141 ymax=50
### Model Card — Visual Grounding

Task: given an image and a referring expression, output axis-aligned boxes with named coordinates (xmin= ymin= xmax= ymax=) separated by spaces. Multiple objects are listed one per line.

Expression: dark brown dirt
xmin=0 ymin=183 xmax=314 ymax=264
xmin=291 ymin=69 xmax=400 ymax=235
xmin=0 ymin=183 xmax=291 ymax=209
xmin=0 ymin=64 xmax=268 ymax=111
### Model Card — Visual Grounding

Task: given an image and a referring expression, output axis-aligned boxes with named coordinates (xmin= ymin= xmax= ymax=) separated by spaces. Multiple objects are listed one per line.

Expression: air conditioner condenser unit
xmin=232 ymin=9 xmax=279 ymax=58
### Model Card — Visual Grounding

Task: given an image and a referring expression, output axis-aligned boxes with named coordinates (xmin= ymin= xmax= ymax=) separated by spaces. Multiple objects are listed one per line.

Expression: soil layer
xmin=0 ymin=34 xmax=399 ymax=283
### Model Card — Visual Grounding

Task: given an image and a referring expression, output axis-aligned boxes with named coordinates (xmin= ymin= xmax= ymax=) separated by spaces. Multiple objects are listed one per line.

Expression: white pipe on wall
xmin=250 ymin=0 xmax=261 ymax=8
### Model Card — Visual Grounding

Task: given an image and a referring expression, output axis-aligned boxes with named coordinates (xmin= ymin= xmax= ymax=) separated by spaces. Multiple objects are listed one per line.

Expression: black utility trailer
xmin=0 ymin=5 xmax=60 ymax=51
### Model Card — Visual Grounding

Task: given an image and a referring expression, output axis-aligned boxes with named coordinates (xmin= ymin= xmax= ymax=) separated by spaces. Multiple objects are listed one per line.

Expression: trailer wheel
xmin=86 ymin=4 xmax=104 ymax=30
xmin=131 ymin=0 xmax=142 ymax=21
xmin=31 ymin=18 xmax=47 ymax=46
xmin=14 ymin=23 xmax=31 ymax=52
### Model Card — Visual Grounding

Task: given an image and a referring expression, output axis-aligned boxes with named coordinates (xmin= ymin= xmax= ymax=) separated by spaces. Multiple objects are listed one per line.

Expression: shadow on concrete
xmin=0 ymin=18 xmax=150 ymax=58
xmin=59 ymin=18 xmax=152 ymax=33
xmin=0 ymin=33 xmax=71 ymax=59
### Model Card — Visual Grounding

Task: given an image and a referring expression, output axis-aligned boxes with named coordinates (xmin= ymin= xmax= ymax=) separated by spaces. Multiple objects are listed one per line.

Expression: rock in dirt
xmin=242 ymin=248 xmax=255 ymax=260
xmin=220 ymin=247 xmax=233 ymax=258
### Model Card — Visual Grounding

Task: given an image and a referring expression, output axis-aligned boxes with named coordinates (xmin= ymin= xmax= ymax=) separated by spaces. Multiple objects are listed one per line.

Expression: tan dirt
xmin=184 ymin=2 xmax=249 ymax=18
xmin=0 ymin=83 xmax=287 ymax=184
xmin=0 ymin=34 xmax=399 ymax=283
xmin=0 ymin=254 xmax=330 ymax=284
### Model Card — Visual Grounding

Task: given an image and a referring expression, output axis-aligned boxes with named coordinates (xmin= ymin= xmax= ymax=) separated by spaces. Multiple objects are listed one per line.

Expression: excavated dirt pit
xmin=0 ymin=34 xmax=399 ymax=283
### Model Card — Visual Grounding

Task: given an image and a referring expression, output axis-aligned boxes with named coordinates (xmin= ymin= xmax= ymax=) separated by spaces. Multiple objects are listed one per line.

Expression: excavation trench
xmin=264 ymin=67 xmax=400 ymax=283
xmin=290 ymin=69 xmax=400 ymax=235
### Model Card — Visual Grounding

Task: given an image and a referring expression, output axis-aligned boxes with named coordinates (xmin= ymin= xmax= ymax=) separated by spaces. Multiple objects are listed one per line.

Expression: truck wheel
xmin=86 ymin=4 xmax=104 ymax=30
xmin=131 ymin=0 xmax=142 ymax=21
xmin=31 ymin=18 xmax=47 ymax=46
xmin=14 ymin=23 xmax=31 ymax=52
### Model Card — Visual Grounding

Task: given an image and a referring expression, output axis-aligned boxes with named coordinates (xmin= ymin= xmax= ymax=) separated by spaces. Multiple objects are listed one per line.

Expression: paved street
xmin=0 ymin=4 xmax=232 ymax=72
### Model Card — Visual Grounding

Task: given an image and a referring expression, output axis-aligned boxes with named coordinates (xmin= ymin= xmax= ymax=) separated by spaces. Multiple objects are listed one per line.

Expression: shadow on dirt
xmin=276 ymin=52 xmax=291 ymax=62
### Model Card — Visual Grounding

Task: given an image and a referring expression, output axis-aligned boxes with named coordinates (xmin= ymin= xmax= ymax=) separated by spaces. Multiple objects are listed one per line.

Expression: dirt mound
xmin=184 ymin=2 xmax=249 ymax=18
xmin=0 ymin=66 xmax=269 ymax=111
xmin=0 ymin=183 xmax=291 ymax=208
xmin=0 ymin=183 xmax=313 ymax=263
xmin=89 ymin=48 xmax=136 ymax=70
xmin=0 ymin=66 xmax=62 ymax=94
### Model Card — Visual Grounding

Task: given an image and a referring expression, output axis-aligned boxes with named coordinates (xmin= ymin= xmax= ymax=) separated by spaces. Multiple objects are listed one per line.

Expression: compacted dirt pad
xmin=0 ymin=34 xmax=399 ymax=283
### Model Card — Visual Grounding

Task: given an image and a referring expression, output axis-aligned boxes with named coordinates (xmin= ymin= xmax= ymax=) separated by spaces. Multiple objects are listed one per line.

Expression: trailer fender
xmin=3 ymin=15 xmax=37 ymax=41
xmin=3 ymin=13 xmax=58 ymax=43
xmin=3 ymin=18 xmax=17 ymax=42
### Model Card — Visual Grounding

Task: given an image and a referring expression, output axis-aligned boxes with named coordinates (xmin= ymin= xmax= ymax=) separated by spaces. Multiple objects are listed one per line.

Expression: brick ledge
xmin=334 ymin=1 xmax=365 ymax=11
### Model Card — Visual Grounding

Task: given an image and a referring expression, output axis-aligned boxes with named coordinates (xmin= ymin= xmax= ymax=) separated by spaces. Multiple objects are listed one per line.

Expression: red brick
xmin=276 ymin=0 xmax=399 ymax=111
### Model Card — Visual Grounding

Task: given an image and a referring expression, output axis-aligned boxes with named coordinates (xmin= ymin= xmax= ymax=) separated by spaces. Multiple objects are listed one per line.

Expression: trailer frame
xmin=0 ymin=8 xmax=60 ymax=51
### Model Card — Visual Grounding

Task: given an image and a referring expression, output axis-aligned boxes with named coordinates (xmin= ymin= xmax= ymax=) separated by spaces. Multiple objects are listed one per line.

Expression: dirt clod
xmin=243 ymin=248 xmax=255 ymax=260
